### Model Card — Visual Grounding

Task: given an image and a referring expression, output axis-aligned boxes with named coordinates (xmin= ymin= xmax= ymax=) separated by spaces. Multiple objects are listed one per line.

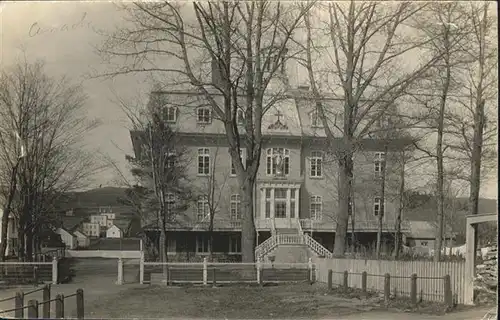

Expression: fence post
xmin=15 ymin=292 xmax=24 ymax=319
xmin=33 ymin=266 xmax=39 ymax=287
xmin=384 ymin=273 xmax=391 ymax=302
xmin=256 ymin=258 xmax=261 ymax=285
xmin=116 ymin=258 xmax=123 ymax=285
xmin=212 ymin=268 xmax=217 ymax=287
xmin=76 ymin=288 xmax=84 ymax=319
xmin=28 ymin=299 xmax=38 ymax=318
xmin=203 ymin=257 xmax=208 ymax=286
xmin=167 ymin=267 xmax=172 ymax=286
xmin=139 ymin=251 xmax=145 ymax=285
xmin=361 ymin=271 xmax=367 ymax=293
xmin=343 ymin=271 xmax=348 ymax=289
xmin=327 ymin=270 xmax=333 ymax=290
xmin=55 ymin=294 xmax=64 ymax=319
xmin=43 ymin=285 xmax=51 ymax=318
xmin=443 ymin=274 xmax=453 ymax=309
xmin=52 ymin=257 xmax=58 ymax=285
xmin=308 ymin=258 xmax=313 ymax=284
xmin=410 ymin=274 xmax=417 ymax=306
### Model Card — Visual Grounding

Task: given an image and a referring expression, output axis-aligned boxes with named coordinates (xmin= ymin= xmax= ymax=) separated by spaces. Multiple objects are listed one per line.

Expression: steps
xmin=276 ymin=228 xmax=299 ymax=234
xmin=272 ymin=244 xmax=310 ymax=263
xmin=255 ymin=232 xmax=333 ymax=262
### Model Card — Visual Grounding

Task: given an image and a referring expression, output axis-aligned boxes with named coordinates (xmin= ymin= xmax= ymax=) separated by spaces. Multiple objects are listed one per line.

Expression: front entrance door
xmin=262 ymin=187 xmax=299 ymax=229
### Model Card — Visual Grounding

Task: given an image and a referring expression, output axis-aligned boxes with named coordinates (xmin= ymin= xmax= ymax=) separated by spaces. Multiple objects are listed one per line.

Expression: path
xmin=0 ymin=258 xmax=141 ymax=318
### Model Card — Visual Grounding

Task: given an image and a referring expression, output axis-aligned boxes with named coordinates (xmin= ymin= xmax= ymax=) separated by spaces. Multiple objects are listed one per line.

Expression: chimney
xmin=298 ymin=85 xmax=310 ymax=91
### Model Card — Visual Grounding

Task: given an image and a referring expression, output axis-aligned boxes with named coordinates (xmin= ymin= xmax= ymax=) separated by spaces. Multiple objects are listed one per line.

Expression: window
xmin=310 ymin=110 xmax=323 ymax=128
xmin=421 ymin=241 xmax=428 ymax=247
xmin=310 ymin=151 xmax=323 ymax=177
xmin=374 ymin=197 xmax=384 ymax=217
xmin=196 ymin=235 xmax=209 ymax=253
xmin=166 ymin=193 xmax=175 ymax=214
xmin=197 ymin=195 xmax=209 ymax=221
xmin=166 ymin=152 xmax=176 ymax=168
xmin=274 ymin=188 xmax=287 ymax=218
xmin=266 ymin=148 xmax=290 ymax=176
xmin=229 ymin=235 xmax=241 ymax=253
xmin=230 ymin=194 xmax=241 ymax=220
xmin=164 ymin=106 xmax=177 ymax=123
xmin=236 ymin=109 xmax=245 ymax=125
xmin=265 ymin=48 xmax=287 ymax=73
xmin=197 ymin=107 xmax=212 ymax=124
xmin=265 ymin=189 xmax=272 ymax=218
xmin=290 ymin=189 xmax=296 ymax=218
xmin=167 ymin=238 xmax=176 ymax=253
xmin=374 ymin=152 xmax=385 ymax=175
xmin=198 ymin=148 xmax=210 ymax=175
xmin=310 ymin=195 xmax=322 ymax=220
xmin=230 ymin=149 xmax=245 ymax=176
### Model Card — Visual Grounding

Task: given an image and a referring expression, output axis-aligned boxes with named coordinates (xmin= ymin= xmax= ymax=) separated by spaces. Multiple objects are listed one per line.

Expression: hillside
xmin=56 ymin=187 xmax=129 ymax=209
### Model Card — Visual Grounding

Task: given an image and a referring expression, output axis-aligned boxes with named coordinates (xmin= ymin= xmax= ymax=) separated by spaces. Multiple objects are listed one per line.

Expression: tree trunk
xmin=26 ymin=231 xmax=33 ymax=262
xmin=240 ymin=179 xmax=256 ymax=263
xmin=376 ymin=149 xmax=387 ymax=259
xmin=469 ymin=98 xmax=485 ymax=268
xmin=334 ymin=148 xmax=354 ymax=257
xmin=393 ymin=153 xmax=405 ymax=259
xmin=209 ymin=214 xmax=214 ymax=262
xmin=0 ymin=164 xmax=20 ymax=262
xmin=349 ymin=182 xmax=356 ymax=253
xmin=17 ymin=229 xmax=25 ymax=261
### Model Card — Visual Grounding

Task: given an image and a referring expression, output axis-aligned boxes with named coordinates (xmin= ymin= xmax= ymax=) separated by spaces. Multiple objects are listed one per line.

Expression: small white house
xmin=56 ymin=228 xmax=77 ymax=249
xmin=74 ymin=230 xmax=90 ymax=248
xmin=106 ymin=219 xmax=131 ymax=239
xmin=106 ymin=225 xmax=123 ymax=238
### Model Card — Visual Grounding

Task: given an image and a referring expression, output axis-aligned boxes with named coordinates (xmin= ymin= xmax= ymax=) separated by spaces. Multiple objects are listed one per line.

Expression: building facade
xmin=131 ymin=89 xmax=411 ymax=261
xmin=82 ymin=222 xmax=101 ymax=237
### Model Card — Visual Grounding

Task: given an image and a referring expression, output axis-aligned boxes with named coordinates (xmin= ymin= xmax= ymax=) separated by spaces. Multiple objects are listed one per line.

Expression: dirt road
xmin=340 ymin=307 xmax=496 ymax=320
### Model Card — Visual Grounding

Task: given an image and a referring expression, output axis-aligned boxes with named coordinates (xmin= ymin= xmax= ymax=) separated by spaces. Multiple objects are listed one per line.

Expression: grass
xmin=83 ymin=283 xmax=378 ymax=319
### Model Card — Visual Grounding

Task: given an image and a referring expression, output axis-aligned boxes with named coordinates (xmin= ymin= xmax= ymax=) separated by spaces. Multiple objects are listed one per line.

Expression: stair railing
xmin=254 ymin=235 xmax=278 ymax=261
xmin=303 ymin=233 xmax=333 ymax=258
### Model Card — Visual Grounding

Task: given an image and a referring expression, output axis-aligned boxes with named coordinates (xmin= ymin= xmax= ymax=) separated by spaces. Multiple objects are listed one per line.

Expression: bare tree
xmin=96 ymin=1 xmax=314 ymax=262
xmin=299 ymin=1 xmax=450 ymax=255
xmin=200 ymin=147 xmax=229 ymax=261
xmin=0 ymin=60 xmax=101 ymax=261
xmin=455 ymin=4 xmax=496 ymax=219
xmin=411 ymin=2 xmax=486 ymax=261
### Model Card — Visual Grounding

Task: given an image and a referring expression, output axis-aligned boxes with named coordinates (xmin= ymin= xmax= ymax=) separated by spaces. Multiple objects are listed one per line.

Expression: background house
xmin=404 ymin=220 xmax=455 ymax=255
xmin=56 ymin=216 xmax=85 ymax=249
xmin=106 ymin=218 xmax=135 ymax=238
xmin=74 ymin=230 xmax=90 ymax=248
xmin=404 ymin=195 xmax=497 ymax=246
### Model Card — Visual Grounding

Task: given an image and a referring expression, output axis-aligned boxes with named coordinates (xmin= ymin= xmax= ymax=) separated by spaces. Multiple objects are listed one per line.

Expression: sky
xmin=1 ymin=1 xmax=497 ymax=199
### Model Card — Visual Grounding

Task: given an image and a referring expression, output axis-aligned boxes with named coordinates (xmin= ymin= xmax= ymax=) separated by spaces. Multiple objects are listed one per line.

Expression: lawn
xmin=82 ymin=283 xmax=378 ymax=319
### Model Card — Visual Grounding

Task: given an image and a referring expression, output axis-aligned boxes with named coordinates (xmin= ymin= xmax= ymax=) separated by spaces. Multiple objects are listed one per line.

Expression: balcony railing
xmin=157 ymin=217 xmax=410 ymax=232
xmin=299 ymin=218 xmax=411 ymax=232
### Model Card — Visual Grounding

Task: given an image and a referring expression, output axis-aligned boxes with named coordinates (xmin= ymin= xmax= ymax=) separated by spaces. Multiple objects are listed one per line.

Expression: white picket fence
xmin=315 ymin=257 xmax=466 ymax=304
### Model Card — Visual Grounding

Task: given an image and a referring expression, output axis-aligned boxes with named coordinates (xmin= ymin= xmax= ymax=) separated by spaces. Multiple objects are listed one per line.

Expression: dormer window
xmin=164 ymin=106 xmax=177 ymax=123
xmin=266 ymin=148 xmax=290 ymax=176
xmin=310 ymin=110 xmax=323 ymax=128
xmin=197 ymin=107 xmax=212 ymax=124
xmin=265 ymin=47 xmax=287 ymax=73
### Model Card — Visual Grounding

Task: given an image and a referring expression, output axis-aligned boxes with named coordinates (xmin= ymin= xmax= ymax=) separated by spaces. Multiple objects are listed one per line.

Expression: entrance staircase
xmin=255 ymin=220 xmax=333 ymax=263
